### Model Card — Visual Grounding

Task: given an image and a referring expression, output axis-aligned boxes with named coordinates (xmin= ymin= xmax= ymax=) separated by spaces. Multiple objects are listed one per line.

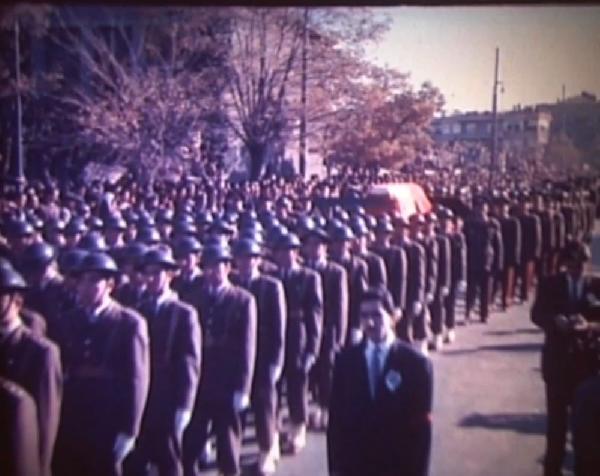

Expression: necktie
xmin=369 ymin=346 xmax=383 ymax=399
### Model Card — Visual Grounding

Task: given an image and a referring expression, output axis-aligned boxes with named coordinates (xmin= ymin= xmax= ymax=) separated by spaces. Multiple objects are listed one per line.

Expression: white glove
xmin=426 ymin=293 xmax=434 ymax=304
xmin=458 ymin=280 xmax=467 ymax=293
xmin=175 ymin=409 xmax=192 ymax=440
xmin=113 ymin=433 xmax=135 ymax=463
xmin=412 ymin=302 xmax=423 ymax=316
xmin=303 ymin=355 xmax=316 ymax=373
xmin=233 ymin=391 xmax=250 ymax=412
xmin=350 ymin=328 xmax=363 ymax=345
xmin=269 ymin=365 xmax=282 ymax=384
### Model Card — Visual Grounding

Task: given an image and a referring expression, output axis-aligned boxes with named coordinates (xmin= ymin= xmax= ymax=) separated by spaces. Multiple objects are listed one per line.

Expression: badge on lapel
xmin=385 ymin=369 xmax=402 ymax=392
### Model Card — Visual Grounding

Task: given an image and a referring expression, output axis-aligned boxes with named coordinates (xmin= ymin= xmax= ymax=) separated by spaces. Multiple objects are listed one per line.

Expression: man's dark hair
xmin=360 ymin=286 xmax=395 ymax=316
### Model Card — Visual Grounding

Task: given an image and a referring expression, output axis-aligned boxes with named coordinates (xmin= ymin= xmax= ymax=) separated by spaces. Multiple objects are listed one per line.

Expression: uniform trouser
xmin=251 ymin=382 xmax=278 ymax=452
xmin=280 ymin=365 xmax=309 ymax=426
xmin=444 ymin=287 xmax=457 ymax=330
xmin=536 ymin=253 xmax=554 ymax=280
xmin=501 ymin=265 xmax=516 ymax=309
xmin=182 ymin=399 xmax=241 ymax=476
xmin=124 ymin=421 xmax=182 ymax=476
xmin=309 ymin=349 xmax=335 ymax=408
xmin=572 ymin=376 xmax=600 ymax=476
xmin=491 ymin=269 xmax=502 ymax=306
xmin=429 ymin=294 xmax=445 ymax=335
xmin=518 ymin=260 xmax=536 ymax=301
xmin=466 ymin=270 xmax=491 ymax=322
xmin=544 ymin=380 xmax=571 ymax=476
xmin=397 ymin=306 xmax=428 ymax=342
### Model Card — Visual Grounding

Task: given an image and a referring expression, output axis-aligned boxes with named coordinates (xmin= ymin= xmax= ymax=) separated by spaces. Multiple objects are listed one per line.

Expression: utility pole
xmin=299 ymin=7 xmax=308 ymax=178
xmin=488 ymin=47 xmax=499 ymax=191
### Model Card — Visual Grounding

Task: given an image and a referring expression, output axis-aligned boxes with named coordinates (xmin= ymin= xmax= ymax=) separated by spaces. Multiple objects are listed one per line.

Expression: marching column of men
xmin=0 ymin=178 xmax=597 ymax=476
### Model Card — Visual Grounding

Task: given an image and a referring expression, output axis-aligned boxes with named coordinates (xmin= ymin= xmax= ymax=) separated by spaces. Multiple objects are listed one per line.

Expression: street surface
xmin=199 ymin=227 xmax=600 ymax=476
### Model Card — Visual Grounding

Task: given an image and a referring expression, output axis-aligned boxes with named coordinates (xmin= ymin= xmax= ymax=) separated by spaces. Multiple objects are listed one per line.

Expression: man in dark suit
xmin=327 ymin=286 xmax=433 ymax=476
xmin=272 ymin=233 xmax=323 ymax=454
xmin=183 ymin=243 xmax=257 ymax=476
xmin=126 ymin=246 xmax=202 ymax=476
xmin=301 ymin=226 xmax=348 ymax=432
xmin=442 ymin=210 xmax=466 ymax=344
xmin=531 ymin=240 xmax=600 ymax=476
xmin=53 ymin=252 xmax=150 ymax=476
xmin=231 ymin=238 xmax=286 ymax=475
xmin=0 ymin=265 xmax=63 ymax=476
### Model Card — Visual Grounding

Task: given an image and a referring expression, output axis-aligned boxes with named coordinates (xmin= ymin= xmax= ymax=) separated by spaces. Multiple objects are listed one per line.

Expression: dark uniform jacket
xmin=21 ymin=308 xmax=48 ymax=336
xmin=0 ymin=323 xmax=62 ymax=476
xmin=489 ymin=217 xmax=504 ymax=273
xmin=371 ymin=244 xmax=408 ymax=311
xmin=138 ymin=294 xmax=201 ymax=426
xmin=333 ymin=254 xmax=368 ymax=342
xmin=499 ymin=215 xmax=521 ymax=267
xmin=230 ymin=273 xmax=286 ymax=389
xmin=519 ymin=212 xmax=542 ymax=262
xmin=171 ymin=273 xmax=203 ymax=307
xmin=278 ymin=266 xmax=323 ymax=370
xmin=356 ymin=250 xmax=387 ymax=289
xmin=113 ymin=281 xmax=147 ymax=311
xmin=553 ymin=210 xmax=567 ymax=252
xmin=307 ymin=260 xmax=348 ymax=358
xmin=0 ymin=377 xmax=41 ymax=476
xmin=449 ymin=231 xmax=467 ymax=286
xmin=419 ymin=235 xmax=438 ymax=300
xmin=464 ymin=217 xmax=494 ymax=274
xmin=58 ymin=300 xmax=150 ymax=442
xmin=24 ymin=276 xmax=73 ymax=344
xmin=435 ymin=233 xmax=451 ymax=296
xmin=531 ymin=273 xmax=600 ymax=385
xmin=327 ymin=340 xmax=433 ymax=476
xmin=400 ymin=239 xmax=427 ymax=312
xmin=536 ymin=210 xmax=556 ymax=256
xmin=192 ymin=283 xmax=257 ymax=401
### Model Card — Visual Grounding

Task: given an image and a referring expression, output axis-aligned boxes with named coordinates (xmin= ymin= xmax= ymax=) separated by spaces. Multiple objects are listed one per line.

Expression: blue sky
xmin=364 ymin=6 xmax=600 ymax=113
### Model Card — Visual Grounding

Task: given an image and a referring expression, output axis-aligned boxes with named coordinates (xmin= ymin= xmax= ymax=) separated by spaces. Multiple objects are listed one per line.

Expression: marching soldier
xmin=328 ymin=223 xmax=368 ymax=346
xmin=426 ymin=213 xmax=451 ymax=350
xmin=126 ymin=246 xmax=201 ymax=476
xmin=497 ymin=197 xmax=521 ymax=310
xmin=20 ymin=241 xmax=74 ymax=343
xmin=113 ymin=242 xmax=149 ymax=311
xmin=371 ymin=217 xmax=407 ymax=322
xmin=183 ymin=243 xmax=257 ymax=476
xmin=301 ymin=225 xmax=348 ymax=432
xmin=0 ymin=265 xmax=63 ymax=476
xmin=231 ymin=238 xmax=286 ymax=475
xmin=464 ymin=198 xmax=494 ymax=323
xmin=396 ymin=217 xmax=428 ymax=352
xmin=517 ymin=195 xmax=542 ymax=302
xmin=271 ymin=233 xmax=323 ymax=454
xmin=442 ymin=210 xmax=466 ymax=343
xmin=54 ymin=252 xmax=150 ymax=476
xmin=350 ymin=219 xmax=387 ymax=289
xmin=171 ymin=236 xmax=203 ymax=306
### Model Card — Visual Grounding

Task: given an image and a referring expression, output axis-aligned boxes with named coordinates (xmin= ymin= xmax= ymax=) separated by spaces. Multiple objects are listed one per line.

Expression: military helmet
xmin=65 ymin=217 xmax=88 ymax=236
xmin=78 ymin=231 xmax=109 ymax=252
xmin=232 ymin=238 xmax=263 ymax=258
xmin=329 ymin=223 xmax=355 ymax=242
xmin=0 ymin=266 xmax=28 ymax=292
xmin=272 ymin=232 xmax=301 ymax=250
xmin=76 ymin=252 xmax=119 ymax=276
xmin=22 ymin=242 xmax=56 ymax=268
xmin=201 ymin=244 xmax=232 ymax=266
xmin=136 ymin=227 xmax=162 ymax=245
xmin=4 ymin=218 xmax=34 ymax=237
xmin=142 ymin=245 xmax=179 ymax=270
xmin=173 ymin=236 xmax=202 ymax=259
xmin=59 ymin=248 xmax=89 ymax=276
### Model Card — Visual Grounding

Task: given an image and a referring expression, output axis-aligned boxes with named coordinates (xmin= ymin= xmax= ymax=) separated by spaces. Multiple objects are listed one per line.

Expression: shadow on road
xmin=485 ymin=328 xmax=542 ymax=337
xmin=442 ymin=342 xmax=541 ymax=356
xmin=458 ymin=412 xmax=546 ymax=435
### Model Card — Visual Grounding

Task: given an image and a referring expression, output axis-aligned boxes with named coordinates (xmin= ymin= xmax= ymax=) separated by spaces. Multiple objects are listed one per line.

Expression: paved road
xmin=201 ymin=228 xmax=600 ymax=476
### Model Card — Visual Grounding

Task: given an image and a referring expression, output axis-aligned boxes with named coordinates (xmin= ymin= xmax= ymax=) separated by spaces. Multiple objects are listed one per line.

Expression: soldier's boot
xmin=309 ymin=407 xmax=322 ymax=430
xmin=257 ymin=450 xmax=277 ymax=475
xmin=414 ymin=339 xmax=429 ymax=357
xmin=290 ymin=423 xmax=307 ymax=453
xmin=271 ymin=435 xmax=281 ymax=462
xmin=444 ymin=328 xmax=456 ymax=344
xmin=431 ymin=333 xmax=444 ymax=351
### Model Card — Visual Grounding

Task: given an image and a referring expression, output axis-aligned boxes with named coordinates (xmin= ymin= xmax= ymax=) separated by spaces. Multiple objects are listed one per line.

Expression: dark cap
xmin=201 ymin=244 xmax=232 ymax=266
xmin=77 ymin=252 xmax=120 ymax=276
xmin=0 ymin=266 xmax=28 ymax=292
xmin=232 ymin=239 xmax=263 ymax=258
xmin=142 ymin=246 xmax=179 ymax=270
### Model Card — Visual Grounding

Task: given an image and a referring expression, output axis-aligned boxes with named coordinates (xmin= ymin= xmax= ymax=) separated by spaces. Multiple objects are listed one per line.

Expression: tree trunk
xmin=246 ymin=140 xmax=269 ymax=181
